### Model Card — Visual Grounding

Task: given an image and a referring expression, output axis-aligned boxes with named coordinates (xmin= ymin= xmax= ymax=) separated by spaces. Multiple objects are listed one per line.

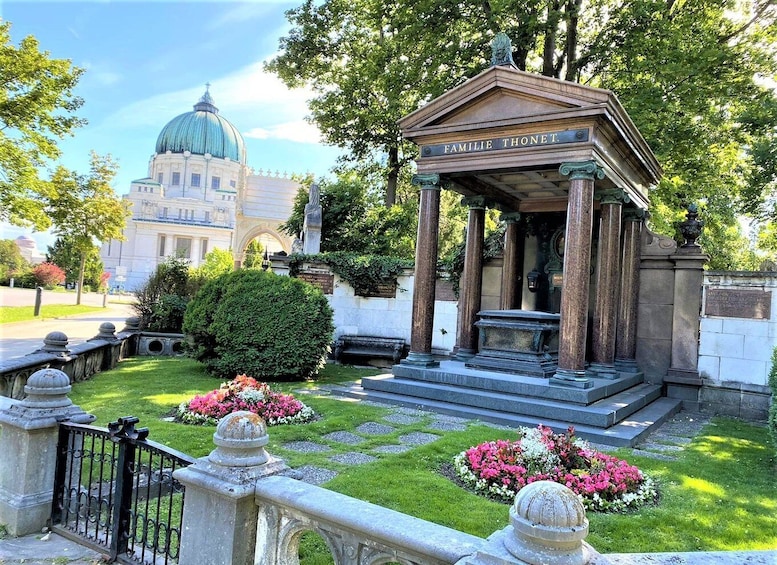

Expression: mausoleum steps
xmin=330 ymin=380 xmax=681 ymax=447
xmin=326 ymin=360 xmax=683 ymax=446
xmin=360 ymin=374 xmax=662 ymax=429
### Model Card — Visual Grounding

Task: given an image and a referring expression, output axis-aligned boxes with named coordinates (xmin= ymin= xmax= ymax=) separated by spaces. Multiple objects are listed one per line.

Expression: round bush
xmin=182 ymin=269 xmax=334 ymax=381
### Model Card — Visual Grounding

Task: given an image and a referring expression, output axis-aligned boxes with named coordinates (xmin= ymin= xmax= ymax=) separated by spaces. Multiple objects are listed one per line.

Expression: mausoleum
xmin=359 ymin=35 xmax=708 ymax=445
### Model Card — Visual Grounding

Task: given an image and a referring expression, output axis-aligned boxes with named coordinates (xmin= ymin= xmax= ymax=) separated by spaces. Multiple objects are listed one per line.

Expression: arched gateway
xmin=358 ymin=37 xmax=702 ymax=445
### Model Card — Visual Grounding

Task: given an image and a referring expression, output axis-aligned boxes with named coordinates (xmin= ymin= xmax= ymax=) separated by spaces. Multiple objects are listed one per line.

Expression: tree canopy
xmin=46 ymin=234 xmax=104 ymax=290
xmin=46 ymin=152 xmax=131 ymax=303
xmin=269 ymin=0 xmax=777 ymax=268
xmin=0 ymin=21 xmax=86 ymax=230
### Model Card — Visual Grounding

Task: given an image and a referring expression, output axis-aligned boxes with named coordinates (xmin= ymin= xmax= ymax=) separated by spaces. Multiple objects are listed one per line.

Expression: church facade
xmin=100 ymin=88 xmax=301 ymax=291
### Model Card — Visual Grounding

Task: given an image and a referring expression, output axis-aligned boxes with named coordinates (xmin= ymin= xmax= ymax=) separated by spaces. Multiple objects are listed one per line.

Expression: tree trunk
xmin=564 ymin=0 xmax=582 ymax=82
xmin=76 ymin=251 xmax=86 ymax=305
xmin=385 ymin=146 xmax=399 ymax=207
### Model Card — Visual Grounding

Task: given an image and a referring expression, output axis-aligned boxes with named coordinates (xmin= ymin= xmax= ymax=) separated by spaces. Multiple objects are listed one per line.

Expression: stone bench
xmin=333 ymin=335 xmax=406 ymax=365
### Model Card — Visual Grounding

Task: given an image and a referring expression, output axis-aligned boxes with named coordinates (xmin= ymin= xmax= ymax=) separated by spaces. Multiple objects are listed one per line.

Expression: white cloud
xmin=244 ymin=120 xmax=321 ymax=144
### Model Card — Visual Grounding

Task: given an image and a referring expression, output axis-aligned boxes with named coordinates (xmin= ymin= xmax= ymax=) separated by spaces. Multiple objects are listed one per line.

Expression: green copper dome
xmin=155 ymin=88 xmax=246 ymax=163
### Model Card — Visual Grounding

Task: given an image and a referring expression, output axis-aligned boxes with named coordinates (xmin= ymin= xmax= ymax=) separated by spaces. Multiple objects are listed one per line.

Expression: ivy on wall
xmin=288 ymin=251 xmax=413 ymax=296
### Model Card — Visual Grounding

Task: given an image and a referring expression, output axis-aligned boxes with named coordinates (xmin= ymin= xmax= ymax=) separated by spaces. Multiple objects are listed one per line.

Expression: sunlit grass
xmin=68 ymin=357 xmax=777 ymax=554
xmin=0 ymin=304 xmax=104 ymax=324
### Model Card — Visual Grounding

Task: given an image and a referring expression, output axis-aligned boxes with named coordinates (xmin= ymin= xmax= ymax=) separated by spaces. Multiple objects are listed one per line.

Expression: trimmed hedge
xmin=183 ymin=269 xmax=334 ymax=381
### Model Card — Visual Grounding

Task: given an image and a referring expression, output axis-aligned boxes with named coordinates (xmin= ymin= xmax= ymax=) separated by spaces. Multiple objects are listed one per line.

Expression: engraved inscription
xmin=421 ymin=128 xmax=589 ymax=158
xmin=297 ymin=272 xmax=334 ymax=295
xmin=705 ymin=289 xmax=771 ymax=319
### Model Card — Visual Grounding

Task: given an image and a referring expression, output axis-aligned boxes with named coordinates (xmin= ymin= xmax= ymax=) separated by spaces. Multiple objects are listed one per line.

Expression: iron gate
xmin=51 ymin=416 xmax=195 ymax=564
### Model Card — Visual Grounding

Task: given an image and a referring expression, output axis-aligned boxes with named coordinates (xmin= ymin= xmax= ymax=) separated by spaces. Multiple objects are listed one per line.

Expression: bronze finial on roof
xmin=491 ymin=32 xmax=516 ymax=67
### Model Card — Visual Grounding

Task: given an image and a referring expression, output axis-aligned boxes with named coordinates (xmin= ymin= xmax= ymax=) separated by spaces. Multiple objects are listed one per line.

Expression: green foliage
xmin=183 ymin=269 xmax=335 ymax=381
xmin=290 ymin=251 xmax=413 ymax=296
xmin=768 ymin=347 xmax=777 ymax=451
xmin=190 ymin=248 xmax=235 ymax=284
xmin=46 ymin=235 xmax=104 ymax=289
xmin=133 ymin=256 xmax=196 ymax=332
xmin=242 ymin=239 xmax=266 ymax=269
xmin=0 ymin=239 xmax=29 ymax=284
xmin=46 ymin=152 xmax=131 ymax=303
xmin=439 ymin=216 xmax=506 ymax=298
xmin=0 ymin=21 xmax=86 ymax=230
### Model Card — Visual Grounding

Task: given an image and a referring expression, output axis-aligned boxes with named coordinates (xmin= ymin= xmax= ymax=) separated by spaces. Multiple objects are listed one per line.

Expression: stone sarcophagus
xmin=466 ymin=310 xmax=560 ymax=378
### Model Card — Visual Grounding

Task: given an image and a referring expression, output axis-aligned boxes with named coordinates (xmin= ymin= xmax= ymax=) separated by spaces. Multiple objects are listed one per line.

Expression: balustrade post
xmin=0 ymin=368 xmax=93 ymax=536
xmin=173 ymin=411 xmax=288 ymax=565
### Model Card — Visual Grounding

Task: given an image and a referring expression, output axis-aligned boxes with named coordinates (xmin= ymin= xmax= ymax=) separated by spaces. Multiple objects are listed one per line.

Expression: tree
xmin=242 ymin=239 xmax=266 ymax=269
xmin=0 ymin=239 xmax=29 ymax=283
xmin=270 ymin=0 xmax=777 ymax=268
xmin=47 ymin=235 xmax=104 ymax=290
xmin=47 ymin=152 xmax=131 ymax=304
xmin=582 ymin=0 xmax=777 ymax=268
xmin=0 ymin=21 xmax=86 ymax=230
xmin=192 ymin=248 xmax=235 ymax=281
xmin=32 ymin=262 xmax=65 ymax=288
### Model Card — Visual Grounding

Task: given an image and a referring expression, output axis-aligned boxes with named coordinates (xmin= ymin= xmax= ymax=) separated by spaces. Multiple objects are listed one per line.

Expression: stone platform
xmin=343 ymin=360 xmax=681 ymax=447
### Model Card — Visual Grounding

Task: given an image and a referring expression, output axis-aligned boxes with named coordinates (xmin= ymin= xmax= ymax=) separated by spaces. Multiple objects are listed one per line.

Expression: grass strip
xmin=68 ymin=357 xmax=777 ymax=554
xmin=0 ymin=304 xmax=105 ymax=324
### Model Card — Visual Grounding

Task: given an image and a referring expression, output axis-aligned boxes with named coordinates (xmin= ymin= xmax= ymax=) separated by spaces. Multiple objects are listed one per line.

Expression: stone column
xmin=615 ymin=209 xmax=645 ymax=373
xmin=500 ymin=212 xmax=524 ymax=310
xmin=402 ymin=174 xmax=443 ymax=367
xmin=0 ymin=368 xmax=94 ymax=536
xmin=455 ymin=197 xmax=487 ymax=360
xmin=589 ymin=189 xmax=629 ymax=379
xmin=173 ymin=411 xmax=288 ymax=565
xmin=551 ymin=161 xmax=602 ymax=388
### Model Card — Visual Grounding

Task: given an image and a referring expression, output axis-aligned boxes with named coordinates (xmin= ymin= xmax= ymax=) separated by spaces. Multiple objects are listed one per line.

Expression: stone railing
xmin=174 ymin=410 xmax=600 ymax=565
xmin=0 ymin=320 xmax=140 ymax=400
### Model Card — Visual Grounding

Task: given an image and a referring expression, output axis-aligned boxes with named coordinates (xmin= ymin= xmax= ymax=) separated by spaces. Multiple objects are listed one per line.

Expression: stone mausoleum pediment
xmin=399 ymin=66 xmax=661 ymax=212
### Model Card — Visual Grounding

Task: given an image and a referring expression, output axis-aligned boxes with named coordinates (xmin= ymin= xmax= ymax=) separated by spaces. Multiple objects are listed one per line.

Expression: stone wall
xmin=697 ymin=271 xmax=775 ymax=420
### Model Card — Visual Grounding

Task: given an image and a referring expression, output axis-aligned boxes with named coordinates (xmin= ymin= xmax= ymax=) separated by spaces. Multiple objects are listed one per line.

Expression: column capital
xmin=623 ymin=207 xmax=648 ymax=222
xmin=461 ymin=195 xmax=490 ymax=209
xmin=559 ymin=160 xmax=604 ymax=181
xmin=411 ymin=173 xmax=445 ymax=190
xmin=500 ymin=211 xmax=522 ymax=224
xmin=595 ymin=188 xmax=631 ymax=206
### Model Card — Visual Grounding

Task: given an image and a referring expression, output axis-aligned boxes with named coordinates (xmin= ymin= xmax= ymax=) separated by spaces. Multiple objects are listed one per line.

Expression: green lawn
xmin=0 ymin=304 xmax=105 ymax=324
xmin=69 ymin=357 xmax=777 ymax=555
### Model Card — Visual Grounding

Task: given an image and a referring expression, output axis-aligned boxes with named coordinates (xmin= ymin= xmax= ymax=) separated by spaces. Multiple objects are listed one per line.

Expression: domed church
xmin=100 ymin=87 xmax=301 ymax=291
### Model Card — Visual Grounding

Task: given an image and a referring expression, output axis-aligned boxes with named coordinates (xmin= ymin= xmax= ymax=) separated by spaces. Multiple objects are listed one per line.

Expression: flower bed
xmin=177 ymin=374 xmax=315 ymax=426
xmin=453 ymin=424 xmax=657 ymax=512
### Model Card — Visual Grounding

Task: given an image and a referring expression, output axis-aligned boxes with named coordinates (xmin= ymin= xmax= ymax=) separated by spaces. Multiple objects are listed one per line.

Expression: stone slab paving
xmin=428 ymin=419 xmax=467 ymax=432
xmin=323 ymin=431 xmax=364 ymax=445
xmin=383 ymin=412 xmax=424 ymax=425
xmin=630 ymin=412 xmax=712 ymax=461
xmin=292 ymin=465 xmax=339 ymax=485
xmin=356 ymin=422 xmax=397 ymax=435
xmin=282 ymin=441 xmax=332 ymax=453
xmin=330 ymin=452 xmax=378 ymax=465
xmin=372 ymin=444 xmax=414 ymax=454
xmin=398 ymin=432 xmax=440 ymax=445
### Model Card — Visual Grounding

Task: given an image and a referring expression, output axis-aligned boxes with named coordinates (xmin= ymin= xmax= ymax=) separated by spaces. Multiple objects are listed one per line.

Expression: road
xmin=0 ymin=287 xmax=137 ymax=361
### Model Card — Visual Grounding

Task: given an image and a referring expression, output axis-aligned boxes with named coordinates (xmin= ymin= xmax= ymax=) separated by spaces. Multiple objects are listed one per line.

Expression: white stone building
xmin=101 ymin=87 xmax=301 ymax=291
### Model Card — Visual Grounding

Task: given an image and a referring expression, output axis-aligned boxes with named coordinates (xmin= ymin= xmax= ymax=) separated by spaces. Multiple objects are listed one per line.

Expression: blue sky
xmin=1 ymin=0 xmax=344 ymax=250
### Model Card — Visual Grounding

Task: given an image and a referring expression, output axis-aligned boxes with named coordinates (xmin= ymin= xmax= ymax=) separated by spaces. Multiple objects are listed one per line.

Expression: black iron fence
xmin=52 ymin=416 xmax=194 ymax=564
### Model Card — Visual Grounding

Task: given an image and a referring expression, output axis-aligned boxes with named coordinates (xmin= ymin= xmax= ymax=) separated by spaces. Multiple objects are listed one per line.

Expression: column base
xmin=614 ymin=358 xmax=639 ymax=373
xmin=453 ymin=348 xmax=476 ymax=362
xmin=400 ymin=352 xmax=439 ymax=368
xmin=550 ymin=369 xmax=593 ymax=389
xmin=587 ymin=363 xmax=619 ymax=380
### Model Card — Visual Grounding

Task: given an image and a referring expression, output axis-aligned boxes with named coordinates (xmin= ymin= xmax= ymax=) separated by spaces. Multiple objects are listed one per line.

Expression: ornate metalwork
xmin=678 ymin=203 xmax=704 ymax=247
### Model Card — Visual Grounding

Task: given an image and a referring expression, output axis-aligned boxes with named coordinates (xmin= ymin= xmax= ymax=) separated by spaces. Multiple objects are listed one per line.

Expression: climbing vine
xmin=288 ymin=251 xmax=413 ymax=296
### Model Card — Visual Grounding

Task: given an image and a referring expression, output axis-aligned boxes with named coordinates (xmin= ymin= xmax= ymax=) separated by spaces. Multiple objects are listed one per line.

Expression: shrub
xmin=133 ymin=256 xmax=195 ymax=331
xmin=176 ymin=374 xmax=315 ymax=426
xmin=32 ymin=262 xmax=66 ymax=288
xmin=183 ymin=269 xmax=334 ymax=381
xmin=453 ymin=424 xmax=657 ymax=512
xmin=768 ymin=347 xmax=777 ymax=451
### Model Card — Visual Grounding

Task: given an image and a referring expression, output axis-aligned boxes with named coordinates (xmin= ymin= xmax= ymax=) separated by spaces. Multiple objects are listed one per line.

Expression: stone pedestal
xmin=0 ymin=368 xmax=93 ymax=536
xmin=174 ymin=412 xmax=288 ymax=565
xmin=466 ymin=310 xmax=559 ymax=377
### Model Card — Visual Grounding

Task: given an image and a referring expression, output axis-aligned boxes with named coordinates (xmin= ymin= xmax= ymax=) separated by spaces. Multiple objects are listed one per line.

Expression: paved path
xmin=0 ymin=287 xmax=135 ymax=360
